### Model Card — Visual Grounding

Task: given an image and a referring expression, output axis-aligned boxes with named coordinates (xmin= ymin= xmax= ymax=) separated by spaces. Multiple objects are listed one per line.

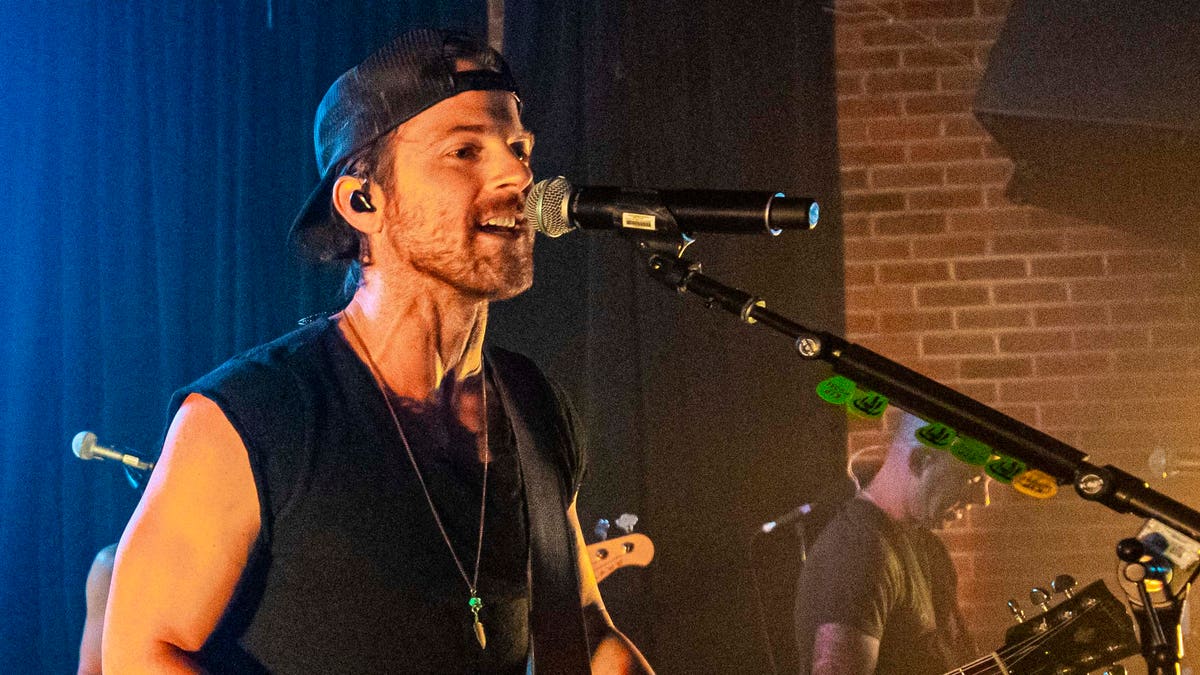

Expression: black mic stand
xmin=1116 ymin=535 xmax=1193 ymax=674
xmin=1113 ymin=530 xmax=1190 ymax=672
xmin=638 ymin=247 xmax=1200 ymax=672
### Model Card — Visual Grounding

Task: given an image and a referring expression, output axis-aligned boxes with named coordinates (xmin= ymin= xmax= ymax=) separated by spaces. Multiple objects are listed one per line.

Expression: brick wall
xmin=833 ymin=0 xmax=1200 ymax=665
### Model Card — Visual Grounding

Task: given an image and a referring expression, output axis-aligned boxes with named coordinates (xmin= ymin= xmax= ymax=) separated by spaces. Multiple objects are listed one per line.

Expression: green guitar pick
xmin=985 ymin=455 xmax=1026 ymax=484
xmin=949 ymin=436 xmax=993 ymax=466
xmin=816 ymin=376 xmax=857 ymax=405
xmin=848 ymin=388 xmax=889 ymax=419
xmin=915 ymin=423 xmax=957 ymax=450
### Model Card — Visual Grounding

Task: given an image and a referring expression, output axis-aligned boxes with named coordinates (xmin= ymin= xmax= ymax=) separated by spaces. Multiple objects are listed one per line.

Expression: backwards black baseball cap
xmin=289 ymin=28 xmax=520 ymax=262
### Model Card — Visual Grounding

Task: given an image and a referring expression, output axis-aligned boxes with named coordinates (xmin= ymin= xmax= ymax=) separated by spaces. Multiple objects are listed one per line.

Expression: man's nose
xmin=490 ymin=147 xmax=532 ymax=194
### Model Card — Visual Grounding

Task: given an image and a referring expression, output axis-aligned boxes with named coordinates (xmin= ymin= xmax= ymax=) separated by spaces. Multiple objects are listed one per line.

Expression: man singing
xmin=105 ymin=28 xmax=650 ymax=674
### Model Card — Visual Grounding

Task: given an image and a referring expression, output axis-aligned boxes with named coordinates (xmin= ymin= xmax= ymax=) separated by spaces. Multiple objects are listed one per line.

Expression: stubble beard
xmin=386 ymin=199 xmax=534 ymax=301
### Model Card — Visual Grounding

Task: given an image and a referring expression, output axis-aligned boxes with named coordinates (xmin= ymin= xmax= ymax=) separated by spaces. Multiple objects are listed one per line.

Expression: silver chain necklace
xmin=342 ymin=314 xmax=490 ymax=649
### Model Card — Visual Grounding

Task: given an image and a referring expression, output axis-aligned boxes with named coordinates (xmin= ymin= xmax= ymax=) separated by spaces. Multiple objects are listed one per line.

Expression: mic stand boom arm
xmin=644 ymin=253 xmax=1200 ymax=541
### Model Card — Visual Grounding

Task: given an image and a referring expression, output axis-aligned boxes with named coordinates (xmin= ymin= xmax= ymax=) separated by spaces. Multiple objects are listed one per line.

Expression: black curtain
xmin=495 ymin=1 xmax=844 ymax=672
xmin=0 ymin=2 xmax=487 ymax=670
xmin=0 ymin=1 xmax=842 ymax=671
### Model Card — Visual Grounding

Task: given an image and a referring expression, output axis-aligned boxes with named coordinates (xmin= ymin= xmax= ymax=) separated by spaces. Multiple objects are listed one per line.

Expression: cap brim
xmin=288 ymin=170 xmax=343 ymax=262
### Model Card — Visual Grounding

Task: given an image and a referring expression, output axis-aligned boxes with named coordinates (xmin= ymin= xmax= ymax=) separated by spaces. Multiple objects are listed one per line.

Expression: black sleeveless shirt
xmin=169 ymin=318 xmax=583 ymax=673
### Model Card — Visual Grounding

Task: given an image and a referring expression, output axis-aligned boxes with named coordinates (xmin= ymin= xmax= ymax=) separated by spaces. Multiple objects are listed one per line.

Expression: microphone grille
xmin=72 ymin=431 xmax=97 ymax=460
xmin=524 ymin=176 xmax=573 ymax=237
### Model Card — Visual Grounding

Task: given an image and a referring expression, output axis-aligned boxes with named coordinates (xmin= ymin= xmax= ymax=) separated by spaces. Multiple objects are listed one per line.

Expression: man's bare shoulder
xmin=91 ymin=543 xmax=117 ymax=571
xmin=169 ymin=393 xmax=247 ymax=453
xmin=145 ymin=392 xmax=260 ymax=530
xmin=85 ymin=543 xmax=118 ymax=597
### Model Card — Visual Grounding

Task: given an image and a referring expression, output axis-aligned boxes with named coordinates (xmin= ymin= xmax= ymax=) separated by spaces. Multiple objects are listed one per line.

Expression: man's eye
xmin=451 ymin=146 xmax=480 ymax=160
xmin=511 ymin=143 xmax=531 ymax=161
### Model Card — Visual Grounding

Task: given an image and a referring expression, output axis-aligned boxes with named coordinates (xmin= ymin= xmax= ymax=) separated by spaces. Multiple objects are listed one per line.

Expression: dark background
xmin=0 ymin=1 xmax=843 ymax=672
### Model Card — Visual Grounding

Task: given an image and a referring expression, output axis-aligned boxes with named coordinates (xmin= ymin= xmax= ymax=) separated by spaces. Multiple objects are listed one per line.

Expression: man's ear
xmin=332 ymin=176 xmax=384 ymax=234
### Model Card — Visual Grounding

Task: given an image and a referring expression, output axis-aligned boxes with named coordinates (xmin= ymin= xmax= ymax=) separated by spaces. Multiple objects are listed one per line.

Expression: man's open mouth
xmin=478 ymin=215 xmax=523 ymax=237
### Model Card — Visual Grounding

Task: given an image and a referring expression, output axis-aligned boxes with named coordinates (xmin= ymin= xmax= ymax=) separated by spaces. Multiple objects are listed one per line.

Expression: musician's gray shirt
xmin=794 ymin=497 xmax=973 ymax=674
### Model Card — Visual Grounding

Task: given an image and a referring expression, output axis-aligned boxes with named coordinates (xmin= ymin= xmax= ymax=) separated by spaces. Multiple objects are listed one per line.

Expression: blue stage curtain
xmin=0 ymin=2 xmax=485 ymax=670
xmin=0 ymin=1 xmax=845 ymax=671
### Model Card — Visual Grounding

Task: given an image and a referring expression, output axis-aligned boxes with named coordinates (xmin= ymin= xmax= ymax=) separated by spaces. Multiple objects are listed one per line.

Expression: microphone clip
xmin=630 ymin=231 xmax=695 ymax=259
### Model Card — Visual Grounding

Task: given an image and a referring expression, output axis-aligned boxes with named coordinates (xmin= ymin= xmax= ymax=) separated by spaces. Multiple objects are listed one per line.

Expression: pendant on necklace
xmin=469 ymin=590 xmax=486 ymax=649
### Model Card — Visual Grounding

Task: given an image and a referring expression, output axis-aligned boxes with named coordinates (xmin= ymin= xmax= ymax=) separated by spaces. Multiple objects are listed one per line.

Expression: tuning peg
xmin=1050 ymin=574 xmax=1076 ymax=598
xmin=594 ymin=518 xmax=611 ymax=541
xmin=615 ymin=513 xmax=639 ymax=534
xmin=1029 ymin=587 xmax=1051 ymax=612
xmin=1006 ymin=599 xmax=1025 ymax=623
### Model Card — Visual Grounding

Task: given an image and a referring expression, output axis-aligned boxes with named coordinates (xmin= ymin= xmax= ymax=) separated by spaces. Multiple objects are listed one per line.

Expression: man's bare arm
xmin=103 ymin=394 xmax=260 ymax=673
xmin=811 ymin=623 xmax=880 ymax=675
xmin=569 ymin=499 xmax=654 ymax=674
xmin=77 ymin=544 xmax=116 ymax=675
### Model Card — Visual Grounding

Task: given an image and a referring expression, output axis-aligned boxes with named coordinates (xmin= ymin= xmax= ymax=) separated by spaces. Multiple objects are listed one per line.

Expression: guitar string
xmin=998 ymin=604 xmax=1101 ymax=667
xmin=992 ymin=611 xmax=1088 ymax=670
xmin=949 ymin=621 xmax=1067 ymax=675
xmin=947 ymin=599 xmax=1109 ymax=675
xmin=939 ymin=607 xmax=1090 ymax=675
xmin=944 ymin=610 xmax=1086 ymax=675
xmin=994 ymin=601 xmax=1123 ymax=675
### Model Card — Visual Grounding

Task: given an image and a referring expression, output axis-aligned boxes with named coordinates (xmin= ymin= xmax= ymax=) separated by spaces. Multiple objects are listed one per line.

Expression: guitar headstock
xmin=587 ymin=533 xmax=655 ymax=583
xmin=999 ymin=579 xmax=1138 ymax=675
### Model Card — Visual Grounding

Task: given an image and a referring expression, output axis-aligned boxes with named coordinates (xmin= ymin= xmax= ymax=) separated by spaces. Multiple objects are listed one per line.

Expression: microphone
xmin=1148 ymin=447 xmax=1200 ymax=478
xmin=760 ymin=502 xmax=813 ymax=534
xmin=525 ymin=176 xmax=820 ymax=238
xmin=72 ymin=431 xmax=155 ymax=472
